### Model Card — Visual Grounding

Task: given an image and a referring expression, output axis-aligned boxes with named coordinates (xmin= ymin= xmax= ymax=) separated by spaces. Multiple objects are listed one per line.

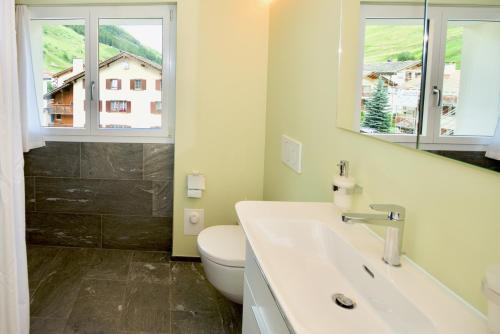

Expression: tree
xmin=396 ymin=51 xmax=417 ymax=61
xmin=363 ymin=77 xmax=392 ymax=133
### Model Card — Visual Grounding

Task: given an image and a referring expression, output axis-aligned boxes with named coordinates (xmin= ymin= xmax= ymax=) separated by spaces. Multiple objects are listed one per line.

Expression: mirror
xmin=418 ymin=1 xmax=500 ymax=172
xmin=338 ymin=0 xmax=500 ymax=172
xmin=337 ymin=0 xmax=427 ymax=149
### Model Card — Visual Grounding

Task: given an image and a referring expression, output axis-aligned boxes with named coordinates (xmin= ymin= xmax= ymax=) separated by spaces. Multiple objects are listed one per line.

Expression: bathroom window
xmin=29 ymin=5 xmax=176 ymax=141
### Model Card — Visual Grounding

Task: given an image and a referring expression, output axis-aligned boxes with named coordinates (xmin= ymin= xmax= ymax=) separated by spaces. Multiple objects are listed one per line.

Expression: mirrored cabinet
xmin=337 ymin=0 xmax=500 ymax=173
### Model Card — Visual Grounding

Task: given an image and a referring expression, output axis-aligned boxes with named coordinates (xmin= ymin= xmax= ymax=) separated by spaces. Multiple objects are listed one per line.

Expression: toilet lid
xmin=197 ymin=225 xmax=245 ymax=268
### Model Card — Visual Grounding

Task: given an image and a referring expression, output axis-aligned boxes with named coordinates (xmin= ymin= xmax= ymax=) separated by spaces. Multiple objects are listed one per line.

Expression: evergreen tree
xmin=363 ymin=77 xmax=392 ymax=133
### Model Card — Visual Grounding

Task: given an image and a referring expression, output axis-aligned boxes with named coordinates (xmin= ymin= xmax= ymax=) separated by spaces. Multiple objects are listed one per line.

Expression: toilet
xmin=197 ymin=225 xmax=245 ymax=304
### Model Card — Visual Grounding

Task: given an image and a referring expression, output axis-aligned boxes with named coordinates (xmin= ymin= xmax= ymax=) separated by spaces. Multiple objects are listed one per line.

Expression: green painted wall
xmin=264 ymin=0 xmax=500 ymax=314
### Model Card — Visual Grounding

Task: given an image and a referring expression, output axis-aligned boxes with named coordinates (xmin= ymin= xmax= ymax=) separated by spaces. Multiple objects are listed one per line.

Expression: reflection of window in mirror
xmin=357 ymin=5 xmax=425 ymax=144
xmin=420 ymin=6 xmax=500 ymax=172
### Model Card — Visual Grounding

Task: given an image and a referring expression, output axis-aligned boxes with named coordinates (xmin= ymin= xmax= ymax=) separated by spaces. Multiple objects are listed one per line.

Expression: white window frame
xmin=111 ymin=79 xmax=119 ymax=90
xmin=420 ymin=6 xmax=500 ymax=149
xmin=357 ymin=4 xmax=426 ymax=144
xmin=29 ymin=5 xmax=176 ymax=143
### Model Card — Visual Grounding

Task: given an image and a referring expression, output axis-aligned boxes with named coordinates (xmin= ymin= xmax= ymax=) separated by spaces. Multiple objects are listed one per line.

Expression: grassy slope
xmin=43 ymin=25 xmax=161 ymax=73
xmin=364 ymin=25 xmax=463 ymax=66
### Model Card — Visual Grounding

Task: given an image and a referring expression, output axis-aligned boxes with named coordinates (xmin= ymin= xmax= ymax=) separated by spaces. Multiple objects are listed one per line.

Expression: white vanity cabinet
xmin=242 ymin=241 xmax=291 ymax=334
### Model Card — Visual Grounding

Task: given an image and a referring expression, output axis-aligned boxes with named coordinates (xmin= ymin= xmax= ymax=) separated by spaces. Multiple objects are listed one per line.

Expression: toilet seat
xmin=197 ymin=225 xmax=245 ymax=268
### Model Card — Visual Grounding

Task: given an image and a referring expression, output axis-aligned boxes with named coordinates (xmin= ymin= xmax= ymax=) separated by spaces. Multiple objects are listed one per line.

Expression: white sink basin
xmin=236 ymin=201 xmax=490 ymax=334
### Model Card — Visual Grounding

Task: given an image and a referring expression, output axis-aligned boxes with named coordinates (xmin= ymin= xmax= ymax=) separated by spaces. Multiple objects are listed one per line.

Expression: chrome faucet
xmin=342 ymin=204 xmax=406 ymax=267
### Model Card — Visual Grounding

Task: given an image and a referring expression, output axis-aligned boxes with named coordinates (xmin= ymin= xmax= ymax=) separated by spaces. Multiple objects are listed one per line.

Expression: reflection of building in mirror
xmin=361 ymin=60 xmax=421 ymax=135
xmin=357 ymin=12 xmax=424 ymax=137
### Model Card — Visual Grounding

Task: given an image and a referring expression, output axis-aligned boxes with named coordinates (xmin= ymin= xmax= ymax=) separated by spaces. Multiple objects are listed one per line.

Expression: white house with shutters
xmin=44 ymin=51 xmax=162 ymax=129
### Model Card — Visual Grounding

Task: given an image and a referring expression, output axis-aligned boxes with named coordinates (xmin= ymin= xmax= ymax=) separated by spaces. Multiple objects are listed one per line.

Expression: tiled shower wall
xmin=24 ymin=142 xmax=174 ymax=251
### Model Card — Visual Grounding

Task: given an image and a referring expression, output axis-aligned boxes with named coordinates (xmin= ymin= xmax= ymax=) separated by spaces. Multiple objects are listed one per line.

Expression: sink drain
xmin=332 ymin=293 xmax=356 ymax=309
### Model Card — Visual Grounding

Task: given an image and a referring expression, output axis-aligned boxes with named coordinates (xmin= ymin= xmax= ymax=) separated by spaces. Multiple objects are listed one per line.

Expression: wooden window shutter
xmin=150 ymin=101 xmax=155 ymax=113
xmin=99 ymin=100 xmax=102 ymax=112
xmin=127 ymin=101 xmax=132 ymax=112
xmin=155 ymin=79 xmax=161 ymax=91
xmin=106 ymin=101 xmax=111 ymax=112
xmin=117 ymin=79 xmax=122 ymax=90
xmin=130 ymin=80 xmax=134 ymax=90
xmin=142 ymin=79 xmax=147 ymax=90
xmin=106 ymin=79 xmax=111 ymax=89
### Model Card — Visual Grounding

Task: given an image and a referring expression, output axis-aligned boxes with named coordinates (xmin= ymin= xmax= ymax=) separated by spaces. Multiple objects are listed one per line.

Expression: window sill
xmin=43 ymin=135 xmax=174 ymax=144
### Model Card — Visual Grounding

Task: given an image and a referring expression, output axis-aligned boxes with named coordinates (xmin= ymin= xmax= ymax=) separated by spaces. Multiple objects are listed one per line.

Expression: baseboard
xmin=171 ymin=256 xmax=201 ymax=262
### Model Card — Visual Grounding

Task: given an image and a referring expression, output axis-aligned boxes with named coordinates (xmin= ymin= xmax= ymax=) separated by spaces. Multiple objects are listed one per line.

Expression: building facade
xmin=44 ymin=52 xmax=162 ymax=129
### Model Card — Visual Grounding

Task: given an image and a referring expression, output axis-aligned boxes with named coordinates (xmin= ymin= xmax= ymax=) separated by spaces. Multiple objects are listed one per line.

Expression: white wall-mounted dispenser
xmin=333 ymin=160 xmax=356 ymax=211
xmin=484 ymin=264 xmax=500 ymax=334
xmin=187 ymin=172 xmax=206 ymax=198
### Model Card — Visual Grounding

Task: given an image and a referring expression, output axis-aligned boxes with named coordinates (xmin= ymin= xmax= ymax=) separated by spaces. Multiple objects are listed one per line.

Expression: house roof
xmin=364 ymin=60 xmax=421 ymax=75
xmin=44 ymin=51 xmax=162 ymax=99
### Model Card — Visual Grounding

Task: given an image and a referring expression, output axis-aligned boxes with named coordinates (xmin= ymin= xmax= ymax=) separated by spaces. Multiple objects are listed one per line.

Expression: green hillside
xmin=43 ymin=24 xmax=162 ymax=73
xmin=364 ymin=25 xmax=463 ymax=67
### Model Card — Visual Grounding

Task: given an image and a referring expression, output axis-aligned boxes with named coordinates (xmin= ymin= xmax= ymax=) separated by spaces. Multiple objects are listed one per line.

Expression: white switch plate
xmin=184 ymin=208 xmax=205 ymax=235
xmin=281 ymin=135 xmax=302 ymax=173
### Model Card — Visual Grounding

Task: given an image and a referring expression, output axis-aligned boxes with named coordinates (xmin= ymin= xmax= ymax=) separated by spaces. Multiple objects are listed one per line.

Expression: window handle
xmin=90 ymin=81 xmax=95 ymax=101
xmin=432 ymin=85 xmax=442 ymax=107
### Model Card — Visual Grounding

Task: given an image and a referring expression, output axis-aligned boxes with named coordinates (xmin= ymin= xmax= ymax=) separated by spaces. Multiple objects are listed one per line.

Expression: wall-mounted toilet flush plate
xmin=281 ymin=135 xmax=302 ymax=173
xmin=184 ymin=208 xmax=205 ymax=235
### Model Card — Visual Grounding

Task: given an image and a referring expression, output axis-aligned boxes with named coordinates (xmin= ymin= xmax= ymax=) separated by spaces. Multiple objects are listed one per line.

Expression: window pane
xmin=31 ymin=19 xmax=86 ymax=128
xmin=361 ymin=19 xmax=423 ymax=135
xmin=98 ymin=18 xmax=163 ymax=129
xmin=440 ymin=20 xmax=500 ymax=137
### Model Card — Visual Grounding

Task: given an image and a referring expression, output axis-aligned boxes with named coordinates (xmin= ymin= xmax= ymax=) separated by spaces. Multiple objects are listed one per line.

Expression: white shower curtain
xmin=0 ymin=0 xmax=31 ymax=333
xmin=16 ymin=5 xmax=45 ymax=152
xmin=486 ymin=117 xmax=500 ymax=161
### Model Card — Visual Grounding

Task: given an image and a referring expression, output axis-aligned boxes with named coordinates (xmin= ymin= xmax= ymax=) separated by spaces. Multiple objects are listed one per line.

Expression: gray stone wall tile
xmin=102 ymin=216 xmax=172 ymax=251
xmin=27 ymin=212 xmax=101 ymax=248
xmin=143 ymin=144 xmax=174 ymax=181
xmin=25 ymin=141 xmax=174 ymax=252
xmin=24 ymin=142 xmax=80 ymax=177
xmin=35 ymin=178 xmax=153 ymax=216
xmin=81 ymin=143 xmax=143 ymax=180
xmin=152 ymin=181 xmax=173 ymax=217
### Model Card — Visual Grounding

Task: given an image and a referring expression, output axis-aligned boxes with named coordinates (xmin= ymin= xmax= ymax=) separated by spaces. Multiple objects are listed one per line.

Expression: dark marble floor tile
xmin=143 ymin=144 xmax=174 ymax=181
xmin=102 ymin=216 xmax=170 ymax=251
xmin=131 ymin=251 xmax=170 ymax=263
xmin=129 ymin=262 xmax=170 ymax=284
xmin=27 ymin=246 xmax=61 ymax=296
xmin=25 ymin=176 xmax=36 ymax=212
xmin=30 ymin=248 xmax=95 ymax=319
xmin=36 ymin=178 xmax=153 ymax=216
xmin=63 ymin=279 xmax=127 ymax=334
xmin=81 ymin=143 xmax=143 ymax=180
xmin=170 ymin=262 xmax=219 ymax=313
xmin=30 ymin=317 xmax=67 ymax=334
xmin=171 ymin=310 xmax=223 ymax=334
xmin=85 ymin=249 xmax=133 ymax=281
xmin=216 ymin=295 xmax=243 ymax=334
xmin=152 ymin=181 xmax=173 ymax=218
xmin=120 ymin=283 xmax=170 ymax=333
xmin=27 ymin=212 xmax=101 ymax=248
xmin=24 ymin=142 xmax=80 ymax=177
